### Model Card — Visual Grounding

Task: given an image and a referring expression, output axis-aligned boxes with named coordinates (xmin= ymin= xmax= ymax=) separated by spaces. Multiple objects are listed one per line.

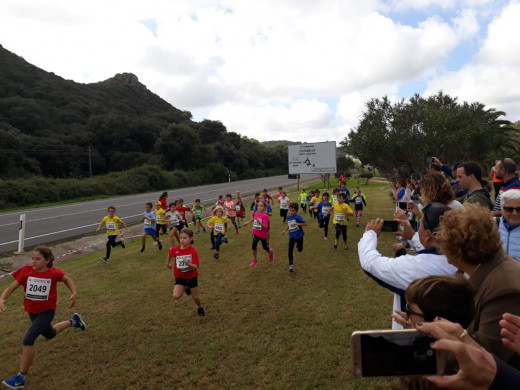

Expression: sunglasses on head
xmin=405 ymin=303 xmax=425 ymax=318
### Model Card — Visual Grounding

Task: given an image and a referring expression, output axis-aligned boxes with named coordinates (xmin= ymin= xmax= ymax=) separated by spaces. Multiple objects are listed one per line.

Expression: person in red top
xmin=158 ymin=191 xmax=169 ymax=210
xmin=0 ymin=246 xmax=86 ymax=389
xmin=262 ymin=188 xmax=273 ymax=205
xmin=169 ymin=199 xmax=193 ymax=249
xmin=166 ymin=228 xmax=205 ymax=316
xmin=489 ymin=160 xmax=504 ymax=201
xmin=235 ymin=195 xmax=246 ymax=228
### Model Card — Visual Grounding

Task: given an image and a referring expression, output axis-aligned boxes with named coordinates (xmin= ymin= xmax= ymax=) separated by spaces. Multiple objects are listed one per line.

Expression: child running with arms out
xmin=282 ymin=203 xmax=307 ymax=272
xmin=166 ymin=228 xmax=205 ymax=316
xmin=325 ymin=193 xmax=354 ymax=250
xmin=244 ymin=201 xmax=274 ymax=267
xmin=191 ymin=198 xmax=206 ymax=234
xmin=352 ymin=188 xmax=367 ymax=227
xmin=141 ymin=201 xmax=162 ymax=253
xmin=96 ymin=206 xmax=130 ymax=263
xmin=0 ymin=246 xmax=86 ymax=390
xmin=206 ymin=206 xmax=229 ymax=260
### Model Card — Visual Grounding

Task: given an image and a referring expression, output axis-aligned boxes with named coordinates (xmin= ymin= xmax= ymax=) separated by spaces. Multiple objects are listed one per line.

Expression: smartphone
xmin=426 ymin=157 xmax=434 ymax=164
xmin=396 ymin=202 xmax=408 ymax=211
xmin=381 ymin=220 xmax=399 ymax=232
xmin=352 ymin=329 xmax=442 ymax=378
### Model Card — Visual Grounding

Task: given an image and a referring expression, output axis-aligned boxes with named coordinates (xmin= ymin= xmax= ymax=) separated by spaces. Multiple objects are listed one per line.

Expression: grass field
xmin=0 ymin=180 xmax=403 ymax=389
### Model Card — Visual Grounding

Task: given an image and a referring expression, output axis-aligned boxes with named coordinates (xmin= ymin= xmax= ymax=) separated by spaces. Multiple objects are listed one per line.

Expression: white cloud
xmin=425 ymin=1 xmax=520 ymax=121
xmin=452 ymin=9 xmax=480 ymax=39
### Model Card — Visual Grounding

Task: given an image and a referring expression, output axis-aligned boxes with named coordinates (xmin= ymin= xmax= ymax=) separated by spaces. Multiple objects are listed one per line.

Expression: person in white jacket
xmin=358 ymin=202 xmax=457 ymax=329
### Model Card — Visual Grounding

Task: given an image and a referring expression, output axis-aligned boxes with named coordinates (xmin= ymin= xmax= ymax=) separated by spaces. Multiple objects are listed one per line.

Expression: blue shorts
xmin=143 ymin=227 xmax=156 ymax=237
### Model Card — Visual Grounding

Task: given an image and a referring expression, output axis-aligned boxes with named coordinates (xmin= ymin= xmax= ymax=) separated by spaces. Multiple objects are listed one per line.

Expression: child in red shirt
xmin=166 ymin=228 xmax=205 ymax=316
xmin=0 ymin=246 xmax=86 ymax=389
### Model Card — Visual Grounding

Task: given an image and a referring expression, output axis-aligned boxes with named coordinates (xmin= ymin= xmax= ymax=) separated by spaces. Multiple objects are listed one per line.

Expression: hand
xmin=407 ymin=201 xmax=423 ymax=217
xmin=281 ymin=230 xmax=286 ymax=235
xmin=126 ymin=229 xmax=131 ymax=233
xmin=392 ymin=242 xmax=405 ymax=253
xmin=432 ymin=157 xmax=442 ymax=167
xmin=394 ymin=219 xmax=415 ymax=240
xmin=68 ymin=293 xmax=77 ymax=309
xmin=365 ymin=219 xmax=383 ymax=237
xmin=417 ymin=319 xmax=497 ymax=389
xmin=394 ymin=208 xmax=407 ymax=220
xmin=0 ymin=300 xmax=7 ymax=312
xmin=166 ymin=263 xmax=173 ymax=269
xmin=500 ymin=313 xmax=520 ymax=354
xmin=392 ymin=309 xmax=411 ymax=328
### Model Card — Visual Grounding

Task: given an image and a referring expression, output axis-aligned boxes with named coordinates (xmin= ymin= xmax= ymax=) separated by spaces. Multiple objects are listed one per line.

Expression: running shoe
xmin=196 ymin=230 xmax=201 ymax=234
xmin=324 ymin=237 xmax=328 ymax=240
xmin=268 ymin=248 xmax=274 ymax=262
xmin=2 ymin=374 xmax=25 ymax=389
xmin=101 ymin=257 xmax=109 ymax=264
xmin=250 ymin=259 xmax=258 ymax=267
xmin=185 ymin=287 xmax=192 ymax=296
xmin=213 ymin=253 xmax=219 ymax=260
xmin=235 ymin=229 xmax=239 ymax=235
xmin=198 ymin=307 xmax=206 ymax=317
xmin=70 ymin=313 xmax=86 ymax=331
xmin=343 ymin=245 xmax=349 ymax=251
xmin=223 ymin=236 xmax=229 ymax=244
xmin=209 ymin=246 xmax=216 ymax=250
xmin=120 ymin=238 xmax=126 ymax=249
xmin=140 ymin=246 xmax=145 ymax=253
xmin=289 ymin=265 xmax=294 ymax=272
xmin=203 ymin=228 xmax=206 ymax=233
xmin=158 ymin=242 xmax=163 ymax=250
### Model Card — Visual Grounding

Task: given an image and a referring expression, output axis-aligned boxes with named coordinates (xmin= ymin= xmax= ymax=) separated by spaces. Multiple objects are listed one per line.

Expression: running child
xmin=158 ymin=192 xmax=169 ymax=210
xmin=299 ymin=188 xmax=308 ymax=213
xmin=141 ymin=201 xmax=162 ymax=253
xmin=352 ymin=188 xmax=367 ymax=227
xmin=155 ymin=201 xmax=168 ymax=236
xmin=276 ymin=187 xmax=283 ymax=204
xmin=235 ymin=195 xmax=245 ymax=228
xmin=96 ymin=206 xmax=130 ymax=263
xmin=249 ymin=193 xmax=260 ymax=212
xmin=307 ymin=190 xmax=315 ymax=218
xmin=166 ymin=202 xmax=183 ymax=247
xmin=213 ymin=195 xmax=225 ymax=210
xmin=339 ymin=182 xmax=351 ymax=203
xmin=243 ymin=201 xmax=274 ymax=267
xmin=206 ymin=206 xmax=229 ymax=260
xmin=331 ymin=188 xmax=340 ymax=204
xmin=263 ymin=188 xmax=273 ymax=205
xmin=166 ymin=228 xmax=205 ymax=317
xmin=278 ymin=191 xmax=290 ymax=223
xmin=281 ymin=203 xmax=307 ymax=272
xmin=192 ymin=199 xmax=206 ymax=234
xmin=0 ymin=246 xmax=86 ymax=390
xmin=257 ymin=194 xmax=273 ymax=216
xmin=317 ymin=192 xmax=332 ymax=240
xmin=224 ymin=194 xmax=239 ymax=235
xmin=325 ymin=193 xmax=353 ymax=250
xmin=309 ymin=189 xmax=321 ymax=223
xmin=175 ymin=199 xmax=194 ymax=232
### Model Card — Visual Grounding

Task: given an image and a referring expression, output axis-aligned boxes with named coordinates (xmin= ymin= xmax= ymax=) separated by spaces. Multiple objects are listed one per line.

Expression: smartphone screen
xmin=396 ymin=202 xmax=408 ymax=211
xmin=352 ymin=330 xmax=437 ymax=378
xmin=381 ymin=220 xmax=399 ymax=232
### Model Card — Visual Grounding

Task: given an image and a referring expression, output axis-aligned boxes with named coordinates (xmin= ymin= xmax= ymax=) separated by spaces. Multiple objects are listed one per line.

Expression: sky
xmin=0 ymin=0 xmax=519 ymax=143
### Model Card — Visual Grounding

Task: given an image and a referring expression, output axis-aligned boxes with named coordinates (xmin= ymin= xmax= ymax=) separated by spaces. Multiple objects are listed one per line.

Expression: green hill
xmin=0 ymin=44 xmax=287 ymax=180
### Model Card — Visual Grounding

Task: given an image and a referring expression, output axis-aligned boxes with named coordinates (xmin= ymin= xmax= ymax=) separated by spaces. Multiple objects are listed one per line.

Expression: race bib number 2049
xmin=26 ymin=277 xmax=51 ymax=301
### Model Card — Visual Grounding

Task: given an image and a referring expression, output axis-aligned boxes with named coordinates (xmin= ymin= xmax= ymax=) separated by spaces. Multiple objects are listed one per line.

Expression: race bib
xmin=106 ymin=222 xmax=116 ymax=231
xmin=214 ymin=223 xmax=224 ymax=233
xmin=300 ymin=198 xmax=306 ymax=204
xmin=280 ymin=201 xmax=288 ymax=209
xmin=144 ymin=219 xmax=152 ymax=227
xmin=176 ymin=255 xmax=192 ymax=272
xmin=335 ymin=213 xmax=345 ymax=222
xmin=155 ymin=214 xmax=162 ymax=222
xmin=26 ymin=277 xmax=51 ymax=301
xmin=322 ymin=206 xmax=330 ymax=215
xmin=332 ymin=196 xmax=338 ymax=203
xmin=356 ymin=197 xmax=363 ymax=204
xmin=235 ymin=205 xmax=241 ymax=211
xmin=288 ymin=220 xmax=298 ymax=232
xmin=194 ymin=209 xmax=202 ymax=216
xmin=226 ymin=205 xmax=231 ymax=211
xmin=253 ymin=219 xmax=262 ymax=230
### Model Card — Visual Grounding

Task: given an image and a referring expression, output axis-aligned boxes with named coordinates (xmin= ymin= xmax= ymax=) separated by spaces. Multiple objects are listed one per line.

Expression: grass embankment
xmin=0 ymin=180 xmax=401 ymax=389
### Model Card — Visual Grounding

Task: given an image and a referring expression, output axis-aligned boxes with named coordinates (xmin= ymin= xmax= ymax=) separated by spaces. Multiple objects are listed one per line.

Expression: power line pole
xmin=88 ymin=145 xmax=92 ymax=178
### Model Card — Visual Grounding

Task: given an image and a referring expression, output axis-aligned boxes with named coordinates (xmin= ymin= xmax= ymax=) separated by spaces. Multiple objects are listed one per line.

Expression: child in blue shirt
xmin=141 ymin=202 xmax=163 ymax=253
xmin=317 ymin=192 xmax=332 ymax=240
xmin=282 ymin=203 xmax=307 ymax=272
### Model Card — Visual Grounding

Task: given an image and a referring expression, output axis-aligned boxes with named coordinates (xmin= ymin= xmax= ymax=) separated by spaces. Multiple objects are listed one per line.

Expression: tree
xmin=342 ymin=92 xmax=518 ymax=176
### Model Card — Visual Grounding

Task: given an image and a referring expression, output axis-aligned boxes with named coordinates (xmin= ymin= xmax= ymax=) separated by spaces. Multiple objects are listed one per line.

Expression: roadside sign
xmin=288 ymin=141 xmax=337 ymax=174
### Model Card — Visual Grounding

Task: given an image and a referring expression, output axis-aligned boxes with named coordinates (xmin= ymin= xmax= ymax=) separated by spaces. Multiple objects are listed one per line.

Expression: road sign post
xmin=15 ymin=214 xmax=26 ymax=254
xmin=288 ymin=142 xmax=337 ymax=176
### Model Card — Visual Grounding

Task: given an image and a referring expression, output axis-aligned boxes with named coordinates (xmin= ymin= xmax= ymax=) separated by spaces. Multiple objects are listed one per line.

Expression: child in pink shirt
xmin=243 ymin=201 xmax=274 ymax=267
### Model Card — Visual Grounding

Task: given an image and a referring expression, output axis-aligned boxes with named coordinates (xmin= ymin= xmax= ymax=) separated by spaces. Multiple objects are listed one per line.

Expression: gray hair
xmin=501 ymin=189 xmax=520 ymax=209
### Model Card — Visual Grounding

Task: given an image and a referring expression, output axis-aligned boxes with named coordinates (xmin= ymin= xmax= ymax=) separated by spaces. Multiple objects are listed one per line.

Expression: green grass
xmin=0 ymin=182 xmax=402 ymax=389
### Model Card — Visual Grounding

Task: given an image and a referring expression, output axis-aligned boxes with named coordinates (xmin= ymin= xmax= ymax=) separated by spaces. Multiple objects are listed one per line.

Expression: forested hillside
xmin=0 ymin=44 xmax=287 ymax=181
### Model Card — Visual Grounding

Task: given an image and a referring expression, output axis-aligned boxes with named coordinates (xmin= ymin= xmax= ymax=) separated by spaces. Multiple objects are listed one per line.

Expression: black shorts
xmin=175 ymin=276 xmax=198 ymax=288
xmin=170 ymin=221 xmax=185 ymax=231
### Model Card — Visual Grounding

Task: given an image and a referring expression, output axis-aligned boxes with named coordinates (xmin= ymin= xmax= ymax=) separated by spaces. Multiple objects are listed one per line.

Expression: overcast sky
xmin=1 ymin=0 xmax=518 ymax=143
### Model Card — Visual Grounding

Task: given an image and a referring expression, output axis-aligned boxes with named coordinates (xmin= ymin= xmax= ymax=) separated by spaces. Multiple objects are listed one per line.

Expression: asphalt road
xmin=0 ymin=174 xmax=320 ymax=254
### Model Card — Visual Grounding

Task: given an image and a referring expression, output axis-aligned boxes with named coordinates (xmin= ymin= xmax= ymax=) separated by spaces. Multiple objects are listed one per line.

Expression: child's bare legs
xmin=172 ymin=284 xmax=186 ymax=300
xmin=170 ymin=228 xmax=180 ymax=246
xmin=190 ymin=287 xmax=202 ymax=308
xmin=141 ymin=232 xmax=147 ymax=246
